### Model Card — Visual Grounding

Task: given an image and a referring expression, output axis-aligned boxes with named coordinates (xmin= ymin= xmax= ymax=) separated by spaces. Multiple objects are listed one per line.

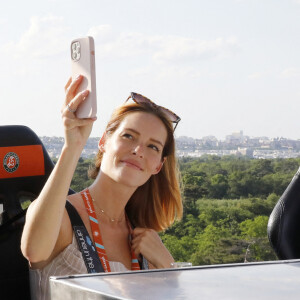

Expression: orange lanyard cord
xmin=81 ymin=189 xmax=140 ymax=272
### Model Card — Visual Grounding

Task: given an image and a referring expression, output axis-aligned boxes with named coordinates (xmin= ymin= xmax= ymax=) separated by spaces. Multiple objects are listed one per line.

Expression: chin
xmin=114 ymin=172 xmax=149 ymax=188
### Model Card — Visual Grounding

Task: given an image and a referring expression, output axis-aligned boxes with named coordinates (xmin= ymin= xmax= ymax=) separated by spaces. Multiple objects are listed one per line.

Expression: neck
xmin=88 ymin=171 xmax=136 ymax=224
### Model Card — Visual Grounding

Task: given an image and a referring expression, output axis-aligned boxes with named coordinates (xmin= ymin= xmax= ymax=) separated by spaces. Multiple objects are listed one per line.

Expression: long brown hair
xmin=89 ymin=102 xmax=182 ymax=231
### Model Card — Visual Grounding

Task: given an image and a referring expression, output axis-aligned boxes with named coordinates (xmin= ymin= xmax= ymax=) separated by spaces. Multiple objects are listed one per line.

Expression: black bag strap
xmin=141 ymin=256 xmax=149 ymax=270
xmin=65 ymin=201 xmax=104 ymax=273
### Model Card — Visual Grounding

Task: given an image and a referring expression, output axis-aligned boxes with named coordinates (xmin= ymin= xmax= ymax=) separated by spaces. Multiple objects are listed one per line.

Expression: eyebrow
xmin=125 ymin=128 xmax=165 ymax=148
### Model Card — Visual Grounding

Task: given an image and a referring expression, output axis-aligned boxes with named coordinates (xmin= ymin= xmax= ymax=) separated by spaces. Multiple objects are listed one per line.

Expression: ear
xmin=98 ymin=132 xmax=106 ymax=152
xmin=153 ymin=157 xmax=166 ymax=175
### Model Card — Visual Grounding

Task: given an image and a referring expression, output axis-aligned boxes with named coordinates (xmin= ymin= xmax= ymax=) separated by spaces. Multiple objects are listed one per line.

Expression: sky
xmin=1 ymin=0 xmax=300 ymax=140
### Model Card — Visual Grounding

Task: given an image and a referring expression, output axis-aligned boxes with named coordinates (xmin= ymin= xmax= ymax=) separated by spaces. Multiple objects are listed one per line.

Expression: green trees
xmin=70 ymin=157 xmax=94 ymax=192
xmin=165 ymin=156 xmax=298 ymax=265
xmin=162 ymin=197 xmax=278 ymax=265
xmin=240 ymin=216 xmax=276 ymax=262
xmin=209 ymin=174 xmax=229 ymax=198
xmin=179 ymin=156 xmax=299 ymax=200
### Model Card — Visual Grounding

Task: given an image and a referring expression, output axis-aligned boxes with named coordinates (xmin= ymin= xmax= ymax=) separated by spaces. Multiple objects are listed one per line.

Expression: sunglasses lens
xmin=132 ymin=93 xmax=150 ymax=104
xmin=160 ymin=108 xmax=178 ymax=122
xmin=130 ymin=92 xmax=180 ymax=127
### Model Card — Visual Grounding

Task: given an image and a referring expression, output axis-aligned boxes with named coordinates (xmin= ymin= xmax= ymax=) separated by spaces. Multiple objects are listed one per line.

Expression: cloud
xmin=0 ymin=18 xmax=7 ymax=25
xmin=281 ymin=67 xmax=300 ymax=78
xmin=1 ymin=15 xmax=69 ymax=59
xmin=127 ymin=66 xmax=154 ymax=77
xmin=91 ymin=27 xmax=160 ymax=59
xmin=248 ymin=68 xmax=300 ymax=80
xmin=3 ymin=19 xmax=240 ymax=65
xmin=87 ymin=25 xmax=117 ymax=44
xmin=89 ymin=25 xmax=240 ymax=64
xmin=153 ymin=36 xmax=240 ymax=64
xmin=248 ymin=72 xmax=265 ymax=79
xmin=155 ymin=66 xmax=203 ymax=80
xmin=127 ymin=64 xmax=228 ymax=82
xmin=1 ymin=19 xmax=240 ymax=80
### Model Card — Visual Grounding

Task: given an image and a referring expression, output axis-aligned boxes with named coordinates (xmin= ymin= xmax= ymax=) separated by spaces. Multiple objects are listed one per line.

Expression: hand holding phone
xmin=71 ymin=36 xmax=97 ymax=118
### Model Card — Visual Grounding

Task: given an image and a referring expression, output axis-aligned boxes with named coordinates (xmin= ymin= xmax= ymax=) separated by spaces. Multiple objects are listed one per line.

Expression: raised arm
xmin=21 ymin=75 xmax=96 ymax=265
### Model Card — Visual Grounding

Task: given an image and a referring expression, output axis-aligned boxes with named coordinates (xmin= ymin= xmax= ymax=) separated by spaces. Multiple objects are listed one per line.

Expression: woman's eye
xmin=123 ymin=133 xmax=133 ymax=139
xmin=149 ymin=144 xmax=159 ymax=152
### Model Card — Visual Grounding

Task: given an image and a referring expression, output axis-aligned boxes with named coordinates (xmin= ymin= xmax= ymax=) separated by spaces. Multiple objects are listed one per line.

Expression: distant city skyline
xmin=41 ymin=130 xmax=300 ymax=160
xmin=41 ymin=130 xmax=300 ymax=141
xmin=1 ymin=1 xmax=300 ymax=140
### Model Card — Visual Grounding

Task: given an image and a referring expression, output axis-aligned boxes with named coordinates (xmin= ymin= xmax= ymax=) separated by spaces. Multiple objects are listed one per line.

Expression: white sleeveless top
xmin=30 ymin=234 xmax=129 ymax=300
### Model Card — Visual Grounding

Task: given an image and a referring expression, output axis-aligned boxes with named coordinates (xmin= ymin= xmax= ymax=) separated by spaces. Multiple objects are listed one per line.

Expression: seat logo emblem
xmin=3 ymin=152 xmax=20 ymax=173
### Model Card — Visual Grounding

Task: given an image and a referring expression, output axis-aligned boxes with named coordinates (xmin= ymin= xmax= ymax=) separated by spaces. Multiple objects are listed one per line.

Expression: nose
xmin=132 ymin=144 xmax=144 ymax=158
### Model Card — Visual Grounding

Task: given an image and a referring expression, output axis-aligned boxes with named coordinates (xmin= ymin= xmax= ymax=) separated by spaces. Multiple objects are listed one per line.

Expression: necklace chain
xmin=92 ymin=197 xmax=124 ymax=223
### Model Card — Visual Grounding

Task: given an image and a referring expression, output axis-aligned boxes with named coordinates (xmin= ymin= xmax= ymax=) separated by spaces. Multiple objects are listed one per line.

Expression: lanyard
xmin=66 ymin=201 xmax=104 ymax=273
xmin=81 ymin=189 xmax=140 ymax=272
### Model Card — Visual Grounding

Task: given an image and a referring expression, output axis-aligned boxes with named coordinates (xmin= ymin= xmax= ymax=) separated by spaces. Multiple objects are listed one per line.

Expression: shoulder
xmin=29 ymin=192 xmax=90 ymax=270
xmin=67 ymin=192 xmax=90 ymax=224
xmin=31 ymin=193 xmax=87 ymax=270
xmin=67 ymin=192 xmax=85 ymax=211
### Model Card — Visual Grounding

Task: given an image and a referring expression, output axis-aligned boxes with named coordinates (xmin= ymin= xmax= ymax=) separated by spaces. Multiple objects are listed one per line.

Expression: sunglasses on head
xmin=126 ymin=92 xmax=181 ymax=131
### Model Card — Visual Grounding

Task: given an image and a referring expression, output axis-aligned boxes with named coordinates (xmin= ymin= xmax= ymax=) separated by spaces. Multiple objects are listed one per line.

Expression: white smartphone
xmin=70 ymin=36 xmax=97 ymax=118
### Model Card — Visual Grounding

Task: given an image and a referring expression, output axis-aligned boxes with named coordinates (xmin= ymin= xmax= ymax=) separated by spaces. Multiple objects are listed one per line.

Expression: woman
xmin=21 ymin=75 xmax=183 ymax=300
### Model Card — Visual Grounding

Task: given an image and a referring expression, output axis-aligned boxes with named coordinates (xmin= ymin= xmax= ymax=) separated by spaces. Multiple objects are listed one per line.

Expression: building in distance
xmin=41 ymin=131 xmax=300 ymax=160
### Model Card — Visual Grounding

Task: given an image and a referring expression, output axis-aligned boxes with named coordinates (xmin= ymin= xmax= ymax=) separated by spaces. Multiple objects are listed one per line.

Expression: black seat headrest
xmin=268 ymin=167 xmax=300 ymax=259
xmin=0 ymin=125 xmax=55 ymax=300
xmin=0 ymin=125 xmax=54 ymax=229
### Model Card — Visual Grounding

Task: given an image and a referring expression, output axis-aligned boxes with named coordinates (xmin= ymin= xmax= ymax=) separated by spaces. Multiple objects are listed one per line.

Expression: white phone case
xmin=71 ymin=36 xmax=97 ymax=118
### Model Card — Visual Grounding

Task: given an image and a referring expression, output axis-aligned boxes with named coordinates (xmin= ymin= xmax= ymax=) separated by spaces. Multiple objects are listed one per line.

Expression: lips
xmin=120 ymin=159 xmax=143 ymax=171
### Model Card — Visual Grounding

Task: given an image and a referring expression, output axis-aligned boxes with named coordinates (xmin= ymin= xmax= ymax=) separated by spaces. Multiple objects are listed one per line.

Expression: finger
xmin=64 ymin=90 xmax=89 ymax=114
xmin=131 ymin=232 xmax=143 ymax=246
xmin=131 ymin=236 xmax=154 ymax=261
xmin=132 ymin=227 xmax=147 ymax=237
xmin=64 ymin=77 xmax=72 ymax=92
xmin=131 ymin=234 xmax=142 ymax=246
xmin=133 ymin=247 xmax=141 ymax=257
xmin=132 ymin=228 xmax=155 ymax=241
xmin=131 ymin=233 xmax=150 ymax=254
xmin=131 ymin=240 xmax=141 ymax=256
xmin=65 ymin=75 xmax=83 ymax=101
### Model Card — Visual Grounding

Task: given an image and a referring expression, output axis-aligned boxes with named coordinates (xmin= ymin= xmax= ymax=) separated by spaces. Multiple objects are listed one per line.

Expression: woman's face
xmin=100 ymin=111 xmax=168 ymax=188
